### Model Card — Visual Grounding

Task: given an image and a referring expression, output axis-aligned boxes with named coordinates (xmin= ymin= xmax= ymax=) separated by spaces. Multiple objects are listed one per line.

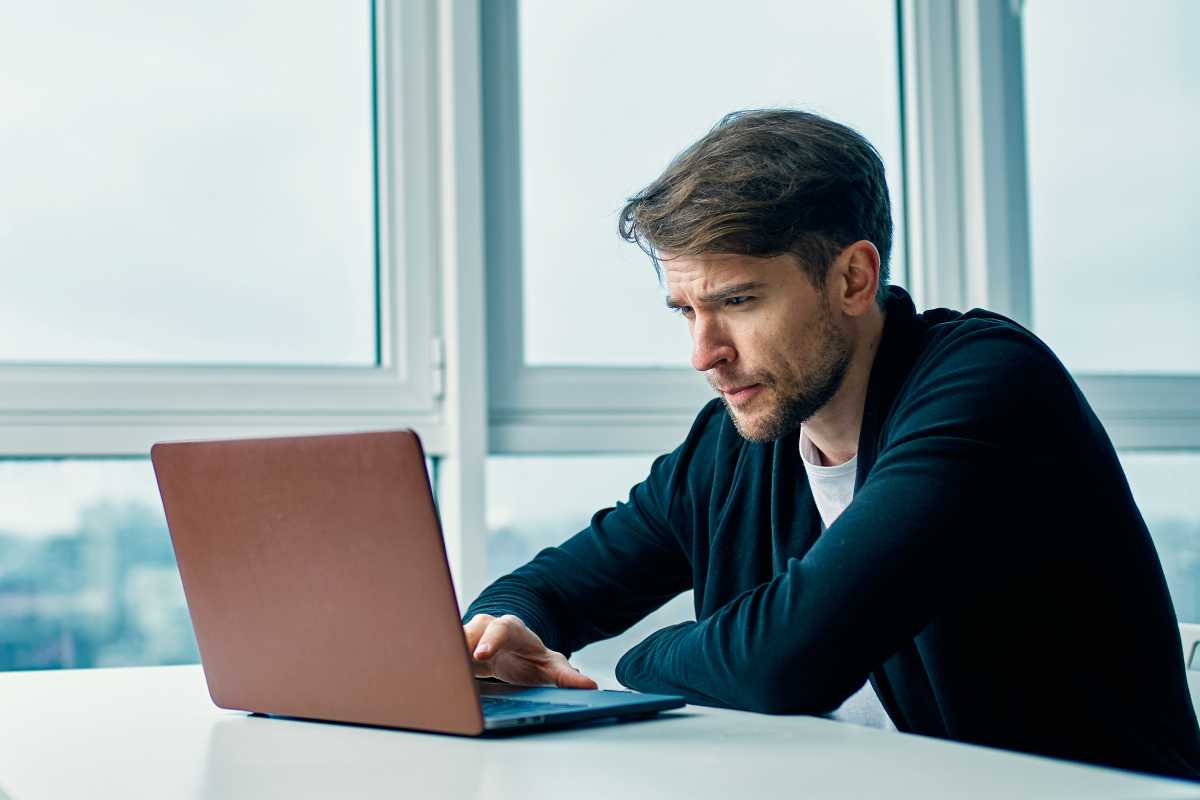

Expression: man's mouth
xmin=720 ymin=384 xmax=763 ymax=405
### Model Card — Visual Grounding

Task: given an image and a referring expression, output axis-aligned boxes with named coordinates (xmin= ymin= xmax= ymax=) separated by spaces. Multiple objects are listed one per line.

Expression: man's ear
xmin=834 ymin=240 xmax=881 ymax=316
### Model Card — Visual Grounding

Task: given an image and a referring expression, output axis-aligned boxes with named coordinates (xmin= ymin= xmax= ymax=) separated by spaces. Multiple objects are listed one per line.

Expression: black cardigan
xmin=464 ymin=285 xmax=1200 ymax=780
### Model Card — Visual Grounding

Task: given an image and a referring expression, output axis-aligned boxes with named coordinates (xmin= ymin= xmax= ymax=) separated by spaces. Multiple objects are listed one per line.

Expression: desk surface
xmin=0 ymin=665 xmax=1197 ymax=799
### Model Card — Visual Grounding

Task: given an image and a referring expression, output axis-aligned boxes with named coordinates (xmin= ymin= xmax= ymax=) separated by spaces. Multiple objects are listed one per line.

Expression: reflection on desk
xmin=0 ymin=665 xmax=1197 ymax=799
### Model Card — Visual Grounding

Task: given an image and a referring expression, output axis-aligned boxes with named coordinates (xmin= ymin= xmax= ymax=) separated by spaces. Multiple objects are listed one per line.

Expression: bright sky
xmin=1024 ymin=0 xmax=1200 ymax=372
xmin=0 ymin=1 xmax=376 ymax=367
xmin=0 ymin=460 xmax=162 ymax=537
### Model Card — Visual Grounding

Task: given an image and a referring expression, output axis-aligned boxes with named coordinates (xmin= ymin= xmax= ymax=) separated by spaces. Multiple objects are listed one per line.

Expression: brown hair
xmin=618 ymin=109 xmax=893 ymax=304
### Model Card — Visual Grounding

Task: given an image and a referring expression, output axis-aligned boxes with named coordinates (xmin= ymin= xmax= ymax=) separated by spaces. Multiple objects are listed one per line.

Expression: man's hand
xmin=463 ymin=613 xmax=598 ymax=689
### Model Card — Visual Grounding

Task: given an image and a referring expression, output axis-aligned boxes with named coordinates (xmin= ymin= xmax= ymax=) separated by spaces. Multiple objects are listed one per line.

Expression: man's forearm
xmin=614 ymin=622 xmax=735 ymax=707
xmin=613 ymin=598 xmax=857 ymax=714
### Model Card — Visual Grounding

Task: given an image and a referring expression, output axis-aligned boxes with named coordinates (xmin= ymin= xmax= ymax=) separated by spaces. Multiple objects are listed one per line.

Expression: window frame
xmin=900 ymin=0 xmax=1033 ymax=324
xmin=483 ymin=0 xmax=1200 ymax=456
xmin=7 ymin=0 xmax=1198 ymax=651
xmin=0 ymin=0 xmax=445 ymax=457
xmin=480 ymin=0 xmax=708 ymax=455
xmin=904 ymin=0 xmax=1200 ymax=451
xmin=481 ymin=0 xmax=914 ymax=455
xmin=0 ymin=0 xmax=493 ymax=608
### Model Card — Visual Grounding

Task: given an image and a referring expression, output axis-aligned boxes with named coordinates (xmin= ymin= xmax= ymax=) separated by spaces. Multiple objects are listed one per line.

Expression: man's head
xmin=619 ymin=110 xmax=892 ymax=442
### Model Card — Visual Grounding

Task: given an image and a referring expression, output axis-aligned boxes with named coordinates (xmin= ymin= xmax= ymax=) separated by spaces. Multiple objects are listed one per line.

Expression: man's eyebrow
xmin=665 ymin=282 xmax=766 ymax=309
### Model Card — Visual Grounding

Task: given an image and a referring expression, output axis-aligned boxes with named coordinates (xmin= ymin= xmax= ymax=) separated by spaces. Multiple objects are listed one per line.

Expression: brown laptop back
xmin=151 ymin=430 xmax=484 ymax=735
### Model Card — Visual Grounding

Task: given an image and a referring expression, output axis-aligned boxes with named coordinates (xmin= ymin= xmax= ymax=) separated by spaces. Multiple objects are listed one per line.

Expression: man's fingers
xmin=555 ymin=668 xmax=598 ymax=690
xmin=552 ymin=660 xmax=598 ymax=690
xmin=472 ymin=615 xmax=519 ymax=660
xmin=462 ymin=616 xmax=594 ymax=690
xmin=462 ymin=614 xmax=494 ymax=653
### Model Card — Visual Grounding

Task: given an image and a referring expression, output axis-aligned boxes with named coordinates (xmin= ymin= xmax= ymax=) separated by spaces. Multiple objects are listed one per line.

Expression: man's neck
xmin=803 ymin=308 xmax=887 ymax=467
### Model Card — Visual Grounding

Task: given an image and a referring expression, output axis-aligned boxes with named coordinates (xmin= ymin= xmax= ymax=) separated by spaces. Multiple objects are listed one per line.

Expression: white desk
xmin=1 ymin=665 xmax=1197 ymax=799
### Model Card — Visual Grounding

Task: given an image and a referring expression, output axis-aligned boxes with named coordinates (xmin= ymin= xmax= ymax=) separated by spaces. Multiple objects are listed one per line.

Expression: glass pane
xmin=0 ymin=2 xmax=377 ymax=366
xmin=516 ymin=0 xmax=905 ymax=367
xmin=1120 ymin=452 xmax=1200 ymax=624
xmin=0 ymin=453 xmax=439 ymax=673
xmin=1023 ymin=1 xmax=1200 ymax=374
xmin=486 ymin=455 xmax=695 ymax=682
xmin=0 ymin=460 xmax=197 ymax=670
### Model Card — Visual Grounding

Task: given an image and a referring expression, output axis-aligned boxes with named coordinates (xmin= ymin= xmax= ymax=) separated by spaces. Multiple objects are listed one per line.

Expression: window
xmin=515 ymin=0 xmax=906 ymax=368
xmin=2 ymin=2 xmax=377 ymax=368
xmin=10 ymin=1 xmax=1198 ymax=672
xmin=0 ymin=453 xmax=438 ymax=670
xmin=1022 ymin=0 xmax=1200 ymax=375
xmin=484 ymin=0 xmax=907 ymax=453
xmin=0 ymin=0 xmax=477 ymax=669
xmin=0 ymin=1 xmax=443 ymax=458
xmin=1120 ymin=453 xmax=1200 ymax=623
xmin=0 ymin=459 xmax=195 ymax=670
xmin=1016 ymin=0 xmax=1200 ymax=450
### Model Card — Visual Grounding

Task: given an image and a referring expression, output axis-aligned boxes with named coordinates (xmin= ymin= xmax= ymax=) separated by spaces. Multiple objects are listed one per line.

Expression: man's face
xmin=664 ymin=252 xmax=853 ymax=443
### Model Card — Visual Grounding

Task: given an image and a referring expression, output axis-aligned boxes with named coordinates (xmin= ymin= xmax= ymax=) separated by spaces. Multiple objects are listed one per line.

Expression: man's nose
xmin=690 ymin=317 xmax=735 ymax=372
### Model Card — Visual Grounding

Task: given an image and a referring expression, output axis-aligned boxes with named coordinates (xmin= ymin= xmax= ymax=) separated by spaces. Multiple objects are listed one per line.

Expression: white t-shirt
xmin=798 ymin=425 xmax=897 ymax=731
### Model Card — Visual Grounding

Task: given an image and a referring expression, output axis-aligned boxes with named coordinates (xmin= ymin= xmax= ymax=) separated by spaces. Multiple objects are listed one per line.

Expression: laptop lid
xmin=152 ymin=430 xmax=486 ymax=735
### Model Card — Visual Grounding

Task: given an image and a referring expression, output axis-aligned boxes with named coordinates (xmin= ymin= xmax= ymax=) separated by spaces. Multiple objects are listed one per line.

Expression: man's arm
xmin=461 ymin=404 xmax=722 ymax=662
xmin=615 ymin=326 xmax=1076 ymax=713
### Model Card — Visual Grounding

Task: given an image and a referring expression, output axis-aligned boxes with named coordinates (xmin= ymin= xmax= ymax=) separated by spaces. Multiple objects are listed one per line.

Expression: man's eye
xmin=672 ymin=306 xmax=694 ymax=317
xmin=725 ymin=296 xmax=753 ymax=307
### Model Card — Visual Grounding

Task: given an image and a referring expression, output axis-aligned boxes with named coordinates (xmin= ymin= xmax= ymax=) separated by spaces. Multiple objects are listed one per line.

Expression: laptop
xmin=150 ymin=429 xmax=685 ymax=735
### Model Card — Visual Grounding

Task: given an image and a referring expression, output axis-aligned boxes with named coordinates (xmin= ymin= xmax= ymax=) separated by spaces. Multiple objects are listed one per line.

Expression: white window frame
xmin=0 ymin=1 xmax=445 ymax=457
xmin=481 ymin=0 xmax=1200 ymax=455
xmin=462 ymin=0 xmax=1200 ymax=605
xmin=0 ymin=0 xmax=494 ymax=607
xmin=903 ymin=0 xmax=1200 ymax=451
xmin=481 ymin=0 xmax=918 ymax=455
xmin=480 ymin=0 xmax=757 ymax=456
xmin=8 ymin=0 xmax=1198 ymax=620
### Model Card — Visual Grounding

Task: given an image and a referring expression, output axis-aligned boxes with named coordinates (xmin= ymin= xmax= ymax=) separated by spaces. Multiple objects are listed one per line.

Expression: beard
xmin=716 ymin=301 xmax=853 ymax=444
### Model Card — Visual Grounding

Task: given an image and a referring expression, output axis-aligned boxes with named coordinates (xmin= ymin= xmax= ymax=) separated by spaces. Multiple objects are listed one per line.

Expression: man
xmin=461 ymin=109 xmax=1200 ymax=780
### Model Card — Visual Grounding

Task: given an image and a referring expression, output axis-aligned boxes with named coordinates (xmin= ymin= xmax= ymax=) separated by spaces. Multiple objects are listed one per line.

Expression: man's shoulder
xmin=920 ymin=304 xmax=1031 ymax=341
xmin=887 ymin=305 xmax=1083 ymax=439
xmin=916 ymin=307 xmax=1065 ymax=379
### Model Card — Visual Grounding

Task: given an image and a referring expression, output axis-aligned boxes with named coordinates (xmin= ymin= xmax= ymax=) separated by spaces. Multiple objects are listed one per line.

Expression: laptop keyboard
xmin=479 ymin=695 xmax=588 ymax=717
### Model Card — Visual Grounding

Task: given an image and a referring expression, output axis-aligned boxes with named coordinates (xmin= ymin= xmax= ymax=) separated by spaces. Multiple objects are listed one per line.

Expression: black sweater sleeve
xmin=614 ymin=323 xmax=1079 ymax=713
xmin=460 ymin=418 xmax=703 ymax=658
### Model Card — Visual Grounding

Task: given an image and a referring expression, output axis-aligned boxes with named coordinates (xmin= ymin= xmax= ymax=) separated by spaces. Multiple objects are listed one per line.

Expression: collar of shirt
xmin=798 ymin=424 xmax=858 ymax=476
